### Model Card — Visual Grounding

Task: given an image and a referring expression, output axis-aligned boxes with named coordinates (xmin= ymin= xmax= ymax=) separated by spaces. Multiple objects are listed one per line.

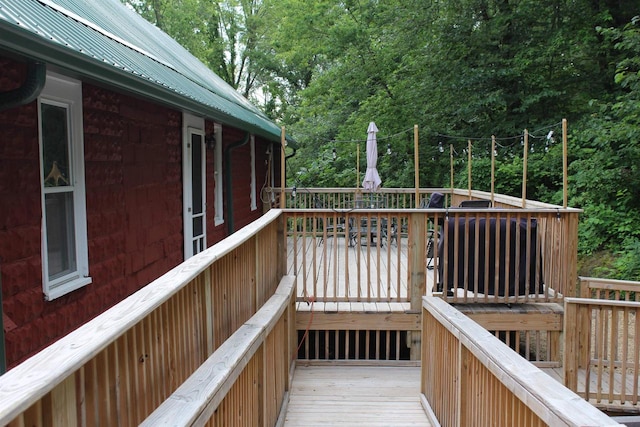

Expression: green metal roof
xmin=0 ymin=0 xmax=293 ymax=145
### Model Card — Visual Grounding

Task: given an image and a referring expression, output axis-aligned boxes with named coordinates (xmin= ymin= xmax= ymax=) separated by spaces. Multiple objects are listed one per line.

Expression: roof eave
xmin=0 ymin=23 xmax=297 ymax=146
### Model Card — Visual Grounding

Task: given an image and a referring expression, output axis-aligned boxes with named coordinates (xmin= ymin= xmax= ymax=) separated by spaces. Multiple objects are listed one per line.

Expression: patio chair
xmin=424 ymin=192 xmax=445 ymax=270
xmin=348 ymin=215 xmax=388 ymax=247
xmin=316 ymin=196 xmax=346 ymax=245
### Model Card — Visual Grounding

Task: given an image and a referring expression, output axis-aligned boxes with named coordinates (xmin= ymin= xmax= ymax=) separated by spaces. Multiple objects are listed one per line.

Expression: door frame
xmin=182 ymin=113 xmax=206 ymax=259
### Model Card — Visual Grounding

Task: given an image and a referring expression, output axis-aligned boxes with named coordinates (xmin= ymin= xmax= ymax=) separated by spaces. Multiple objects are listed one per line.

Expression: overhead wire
xmin=325 ymin=121 xmax=561 ymax=147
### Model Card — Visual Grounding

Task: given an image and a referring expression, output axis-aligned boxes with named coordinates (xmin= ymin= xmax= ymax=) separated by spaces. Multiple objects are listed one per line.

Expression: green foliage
xmin=121 ymin=0 xmax=268 ymax=97
xmin=569 ymin=17 xmax=640 ymax=260
xmin=124 ymin=0 xmax=640 ymax=280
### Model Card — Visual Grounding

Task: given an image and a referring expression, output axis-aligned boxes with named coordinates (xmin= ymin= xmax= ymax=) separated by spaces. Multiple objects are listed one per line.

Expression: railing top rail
xmin=141 ymin=275 xmax=295 ymax=426
xmin=580 ymin=276 xmax=640 ymax=291
xmin=273 ymin=186 xmax=581 ymax=211
xmin=565 ymin=297 xmax=640 ymax=308
xmin=450 ymin=188 xmax=574 ymax=210
xmin=423 ymin=296 xmax=621 ymax=427
xmin=0 ymin=210 xmax=283 ymax=424
xmin=283 ymin=207 xmax=581 ymax=214
xmin=268 ymin=186 xmax=447 ymax=194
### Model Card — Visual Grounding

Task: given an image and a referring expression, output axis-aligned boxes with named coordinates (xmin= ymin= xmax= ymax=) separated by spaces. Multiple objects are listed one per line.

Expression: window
xmin=250 ymin=135 xmax=257 ymax=211
xmin=38 ymin=73 xmax=91 ymax=300
xmin=213 ymin=123 xmax=224 ymax=225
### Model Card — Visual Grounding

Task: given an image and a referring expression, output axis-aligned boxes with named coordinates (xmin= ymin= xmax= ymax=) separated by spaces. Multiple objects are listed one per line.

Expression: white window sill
xmin=45 ymin=276 xmax=92 ymax=301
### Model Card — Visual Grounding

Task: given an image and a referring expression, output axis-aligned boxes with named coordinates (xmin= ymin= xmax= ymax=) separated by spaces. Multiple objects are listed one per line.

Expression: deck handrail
xmin=268 ymin=186 xmax=581 ymax=211
xmin=565 ymin=296 xmax=640 ymax=411
xmin=141 ymin=275 xmax=296 ymax=426
xmin=285 ymin=207 xmax=578 ymax=305
xmin=0 ymin=210 xmax=286 ymax=426
xmin=421 ymin=296 xmax=622 ymax=426
xmin=579 ymin=276 xmax=640 ymax=299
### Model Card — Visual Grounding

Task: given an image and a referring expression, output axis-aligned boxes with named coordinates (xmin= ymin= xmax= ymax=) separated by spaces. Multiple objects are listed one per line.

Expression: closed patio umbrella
xmin=362 ymin=122 xmax=382 ymax=191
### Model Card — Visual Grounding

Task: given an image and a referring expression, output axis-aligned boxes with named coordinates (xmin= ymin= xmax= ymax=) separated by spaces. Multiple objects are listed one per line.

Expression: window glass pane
xmin=41 ymin=103 xmax=71 ymax=187
xmin=191 ymin=133 xmax=203 ymax=215
xmin=193 ymin=216 xmax=203 ymax=236
xmin=45 ymin=192 xmax=76 ymax=279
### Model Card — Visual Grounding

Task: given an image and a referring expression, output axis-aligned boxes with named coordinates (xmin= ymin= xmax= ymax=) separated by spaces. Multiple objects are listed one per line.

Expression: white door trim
xmin=182 ymin=113 xmax=206 ymax=259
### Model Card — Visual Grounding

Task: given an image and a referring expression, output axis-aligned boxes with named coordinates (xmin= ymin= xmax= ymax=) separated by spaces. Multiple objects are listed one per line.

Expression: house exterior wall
xmin=0 ymin=56 xmax=277 ymax=369
xmin=0 ymin=58 xmax=183 ymax=367
xmin=228 ymin=127 xmax=258 ymax=231
xmin=205 ymin=123 xmax=271 ymax=244
xmin=205 ymin=120 xmax=226 ymax=244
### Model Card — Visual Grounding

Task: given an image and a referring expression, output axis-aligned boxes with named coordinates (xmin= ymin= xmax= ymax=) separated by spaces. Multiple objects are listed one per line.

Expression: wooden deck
xmin=283 ymin=365 xmax=431 ymax=426
xmin=287 ymin=234 xmax=437 ymax=302
xmin=285 ymin=228 xmax=640 ymax=416
xmin=541 ymin=366 xmax=640 ymax=413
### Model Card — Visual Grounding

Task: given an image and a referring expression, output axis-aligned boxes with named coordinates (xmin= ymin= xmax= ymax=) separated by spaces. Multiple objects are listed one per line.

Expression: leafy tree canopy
xmin=124 ymin=0 xmax=640 ymax=278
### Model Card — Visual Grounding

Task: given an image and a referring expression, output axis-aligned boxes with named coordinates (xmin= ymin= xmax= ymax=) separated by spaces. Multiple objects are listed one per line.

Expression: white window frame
xmin=250 ymin=135 xmax=257 ymax=211
xmin=213 ymin=123 xmax=224 ymax=226
xmin=38 ymin=73 xmax=91 ymax=300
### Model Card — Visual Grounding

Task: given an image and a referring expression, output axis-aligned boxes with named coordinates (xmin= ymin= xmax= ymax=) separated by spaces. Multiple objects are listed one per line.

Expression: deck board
xmin=540 ymin=366 xmax=640 ymax=412
xmin=283 ymin=365 xmax=431 ymax=426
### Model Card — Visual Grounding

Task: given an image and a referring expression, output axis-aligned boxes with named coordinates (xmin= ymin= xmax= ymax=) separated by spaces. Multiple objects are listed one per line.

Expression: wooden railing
xmin=580 ymin=276 xmax=640 ymax=300
xmin=272 ymin=187 xmax=567 ymax=210
xmin=285 ymin=207 xmax=578 ymax=305
xmin=285 ymin=195 xmax=578 ymax=365
xmin=278 ymin=187 xmax=442 ymax=209
xmin=439 ymin=208 xmax=578 ymax=304
xmin=0 ymin=210 xmax=287 ymax=426
xmin=564 ymin=277 xmax=640 ymax=411
xmin=141 ymin=275 xmax=296 ymax=426
xmin=422 ymin=296 xmax=621 ymax=427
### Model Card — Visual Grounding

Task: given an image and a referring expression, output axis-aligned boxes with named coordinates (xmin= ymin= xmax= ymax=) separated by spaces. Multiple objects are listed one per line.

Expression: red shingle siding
xmin=0 ymin=56 xmax=273 ymax=369
xmin=205 ymin=120 xmax=226 ymax=244
xmin=231 ymin=141 xmax=254 ymax=230
xmin=226 ymin=127 xmax=268 ymax=232
xmin=0 ymin=56 xmax=185 ymax=368
xmin=0 ymin=59 xmax=47 ymax=366
xmin=83 ymin=82 xmax=184 ymax=304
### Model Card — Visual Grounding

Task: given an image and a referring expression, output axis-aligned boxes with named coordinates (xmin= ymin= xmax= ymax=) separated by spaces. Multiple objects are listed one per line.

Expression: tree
xmin=570 ymin=17 xmax=640 ymax=263
xmin=121 ymin=0 xmax=266 ymax=97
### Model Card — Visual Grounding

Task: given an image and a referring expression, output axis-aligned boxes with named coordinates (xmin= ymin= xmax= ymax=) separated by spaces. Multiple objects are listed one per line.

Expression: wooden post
xmin=491 ymin=135 xmax=496 ymax=206
xmin=522 ymin=130 xmax=528 ymax=208
xmin=280 ymin=126 xmax=286 ymax=208
xmin=277 ymin=214 xmax=287 ymax=279
xmin=563 ymin=299 xmax=578 ymax=390
xmin=450 ymin=144 xmax=454 ymax=192
xmin=467 ymin=140 xmax=472 ymax=198
xmin=563 ymin=118 xmax=568 ymax=208
xmin=414 ymin=125 xmax=420 ymax=207
xmin=409 ymin=212 xmax=426 ymax=359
